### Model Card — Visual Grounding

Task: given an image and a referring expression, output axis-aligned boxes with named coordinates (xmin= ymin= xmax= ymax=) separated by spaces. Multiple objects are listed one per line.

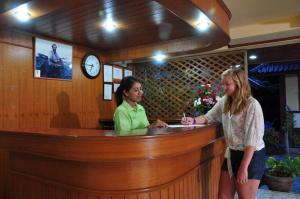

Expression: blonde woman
xmin=182 ymin=68 xmax=265 ymax=199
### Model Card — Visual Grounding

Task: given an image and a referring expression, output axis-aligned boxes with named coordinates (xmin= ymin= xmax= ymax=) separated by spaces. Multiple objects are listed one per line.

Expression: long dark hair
xmin=115 ymin=76 xmax=141 ymax=106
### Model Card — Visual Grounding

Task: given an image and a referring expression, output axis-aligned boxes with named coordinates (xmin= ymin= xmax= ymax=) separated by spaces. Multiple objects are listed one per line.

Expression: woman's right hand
xmin=181 ymin=117 xmax=194 ymax=125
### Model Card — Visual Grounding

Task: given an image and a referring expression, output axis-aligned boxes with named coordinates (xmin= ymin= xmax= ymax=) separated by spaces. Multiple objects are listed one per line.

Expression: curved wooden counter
xmin=0 ymin=124 xmax=225 ymax=199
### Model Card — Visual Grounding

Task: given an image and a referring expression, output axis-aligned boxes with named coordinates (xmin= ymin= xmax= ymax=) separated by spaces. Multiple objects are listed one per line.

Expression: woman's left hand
xmin=236 ymin=167 xmax=248 ymax=184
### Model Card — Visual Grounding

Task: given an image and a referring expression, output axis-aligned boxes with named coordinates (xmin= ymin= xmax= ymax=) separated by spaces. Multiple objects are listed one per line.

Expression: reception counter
xmin=0 ymin=124 xmax=225 ymax=199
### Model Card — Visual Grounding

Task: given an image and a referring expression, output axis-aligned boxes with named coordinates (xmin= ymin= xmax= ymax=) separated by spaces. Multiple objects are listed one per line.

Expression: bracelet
xmin=193 ymin=117 xmax=196 ymax=124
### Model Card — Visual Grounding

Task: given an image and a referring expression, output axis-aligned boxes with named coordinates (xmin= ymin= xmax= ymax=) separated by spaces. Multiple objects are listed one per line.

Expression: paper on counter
xmin=167 ymin=124 xmax=205 ymax=128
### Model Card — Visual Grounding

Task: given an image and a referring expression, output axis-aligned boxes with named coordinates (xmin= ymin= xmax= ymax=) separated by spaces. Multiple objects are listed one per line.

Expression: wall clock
xmin=81 ymin=54 xmax=101 ymax=79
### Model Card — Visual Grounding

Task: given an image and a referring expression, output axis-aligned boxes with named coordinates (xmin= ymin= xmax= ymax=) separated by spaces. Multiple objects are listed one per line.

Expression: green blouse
xmin=113 ymin=100 xmax=150 ymax=131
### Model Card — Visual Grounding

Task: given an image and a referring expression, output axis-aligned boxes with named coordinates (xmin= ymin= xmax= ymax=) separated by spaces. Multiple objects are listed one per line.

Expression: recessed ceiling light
xmin=152 ymin=52 xmax=167 ymax=63
xmin=102 ymin=17 xmax=117 ymax=32
xmin=14 ymin=4 xmax=31 ymax=22
xmin=249 ymin=55 xmax=257 ymax=60
xmin=195 ymin=13 xmax=211 ymax=31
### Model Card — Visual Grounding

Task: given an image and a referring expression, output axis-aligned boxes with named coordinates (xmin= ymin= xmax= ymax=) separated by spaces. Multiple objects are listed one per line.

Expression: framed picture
xmin=103 ymin=65 xmax=113 ymax=82
xmin=104 ymin=83 xmax=113 ymax=100
xmin=113 ymin=83 xmax=120 ymax=93
xmin=113 ymin=66 xmax=123 ymax=80
xmin=124 ymin=68 xmax=133 ymax=77
xmin=34 ymin=38 xmax=73 ymax=80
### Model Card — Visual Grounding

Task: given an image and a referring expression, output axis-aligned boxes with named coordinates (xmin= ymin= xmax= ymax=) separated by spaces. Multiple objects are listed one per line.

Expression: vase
xmin=264 ymin=172 xmax=293 ymax=192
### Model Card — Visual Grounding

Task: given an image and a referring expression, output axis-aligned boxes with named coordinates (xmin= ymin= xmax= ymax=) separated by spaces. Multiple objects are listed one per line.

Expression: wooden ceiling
xmin=248 ymin=43 xmax=300 ymax=65
xmin=0 ymin=0 xmax=230 ymax=60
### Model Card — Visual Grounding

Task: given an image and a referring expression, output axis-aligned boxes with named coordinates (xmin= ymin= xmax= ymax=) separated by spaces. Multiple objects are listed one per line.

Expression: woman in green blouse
xmin=113 ymin=76 xmax=168 ymax=131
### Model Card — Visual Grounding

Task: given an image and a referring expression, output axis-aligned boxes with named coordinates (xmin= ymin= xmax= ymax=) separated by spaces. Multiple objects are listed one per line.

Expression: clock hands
xmin=90 ymin=64 xmax=94 ymax=72
xmin=86 ymin=63 xmax=94 ymax=72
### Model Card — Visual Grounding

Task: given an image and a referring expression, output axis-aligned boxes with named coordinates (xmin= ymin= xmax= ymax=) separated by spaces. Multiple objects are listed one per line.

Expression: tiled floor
xmin=256 ymin=189 xmax=300 ymax=199
xmin=234 ymin=189 xmax=300 ymax=199
xmin=228 ymin=177 xmax=300 ymax=199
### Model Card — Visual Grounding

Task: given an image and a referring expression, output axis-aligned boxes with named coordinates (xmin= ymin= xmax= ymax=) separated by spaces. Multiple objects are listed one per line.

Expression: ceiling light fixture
xmin=102 ymin=17 xmax=117 ymax=32
xmin=195 ymin=13 xmax=211 ymax=31
xmin=14 ymin=4 xmax=31 ymax=22
xmin=152 ymin=52 xmax=167 ymax=63
xmin=249 ymin=55 xmax=257 ymax=60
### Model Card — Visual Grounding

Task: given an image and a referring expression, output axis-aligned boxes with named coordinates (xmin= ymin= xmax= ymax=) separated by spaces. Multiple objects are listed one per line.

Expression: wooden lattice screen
xmin=134 ymin=50 xmax=246 ymax=121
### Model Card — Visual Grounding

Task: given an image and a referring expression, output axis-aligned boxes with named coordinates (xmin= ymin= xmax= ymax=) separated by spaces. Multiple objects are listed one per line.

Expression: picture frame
xmin=113 ymin=66 xmax=123 ymax=80
xmin=124 ymin=68 xmax=133 ymax=77
xmin=103 ymin=64 xmax=113 ymax=82
xmin=104 ymin=83 xmax=113 ymax=100
xmin=113 ymin=83 xmax=120 ymax=93
xmin=34 ymin=38 xmax=73 ymax=80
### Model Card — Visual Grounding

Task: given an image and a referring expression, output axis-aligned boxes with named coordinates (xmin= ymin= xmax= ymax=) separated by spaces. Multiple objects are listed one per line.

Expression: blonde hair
xmin=222 ymin=68 xmax=251 ymax=114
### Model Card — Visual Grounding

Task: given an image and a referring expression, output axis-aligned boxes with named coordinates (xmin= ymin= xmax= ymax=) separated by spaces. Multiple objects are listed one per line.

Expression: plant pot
xmin=264 ymin=172 xmax=293 ymax=192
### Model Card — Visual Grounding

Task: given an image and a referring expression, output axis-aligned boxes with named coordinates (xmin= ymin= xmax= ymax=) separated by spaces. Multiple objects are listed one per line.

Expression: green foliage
xmin=289 ymin=135 xmax=300 ymax=147
xmin=266 ymin=156 xmax=300 ymax=178
xmin=283 ymin=111 xmax=300 ymax=147
xmin=282 ymin=111 xmax=295 ymax=134
xmin=263 ymin=128 xmax=283 ymax=154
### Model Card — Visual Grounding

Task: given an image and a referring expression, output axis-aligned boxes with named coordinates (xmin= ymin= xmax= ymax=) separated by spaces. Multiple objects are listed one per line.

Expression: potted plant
xmin=264 ymin=156 xmax=300 ymax=192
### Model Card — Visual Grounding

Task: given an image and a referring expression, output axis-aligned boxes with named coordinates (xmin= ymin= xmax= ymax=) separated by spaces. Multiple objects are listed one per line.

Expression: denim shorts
xmin=222 ymin=148 xmax=265 ymax=180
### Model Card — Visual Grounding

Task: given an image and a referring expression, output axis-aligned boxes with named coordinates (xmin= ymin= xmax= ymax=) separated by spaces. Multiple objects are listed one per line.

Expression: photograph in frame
xmin=104 ymin=83 xmax=112 ymax=100
xmin=104 ymin=65 xmax=113 ymax=82
xmin=34 ymin=38 xmax=72 ymax=80
xmin=113 ymin=67 xmax=123 ymax=79
xmin=124 ymin=69 xmax=133 ymax=77
xmin=113 ymin=83 xmax=120 ymax=93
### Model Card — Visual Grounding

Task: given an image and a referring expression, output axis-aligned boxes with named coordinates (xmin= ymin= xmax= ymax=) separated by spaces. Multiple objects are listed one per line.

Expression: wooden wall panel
xmin=3 ymin=44 xmax=20 ymax=128
xmin=72 ymin=57 xmax=84 ymax=127
xmin=0 ymin=30 xmax=110 ymax=129
xmin=19 ymin=46 xmax=34 ymax=128
xmin=0 ymin=44 xmax=3 ymax=128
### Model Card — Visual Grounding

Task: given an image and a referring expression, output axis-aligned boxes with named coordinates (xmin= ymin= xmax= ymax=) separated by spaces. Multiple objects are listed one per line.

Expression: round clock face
xmin=82 ymin=54 xmax=101 ymax=78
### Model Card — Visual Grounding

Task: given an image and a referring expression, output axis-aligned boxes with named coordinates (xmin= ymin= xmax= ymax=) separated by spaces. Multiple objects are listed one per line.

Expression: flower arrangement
xmin=193 ymin=82 xmax=222 ymax=116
